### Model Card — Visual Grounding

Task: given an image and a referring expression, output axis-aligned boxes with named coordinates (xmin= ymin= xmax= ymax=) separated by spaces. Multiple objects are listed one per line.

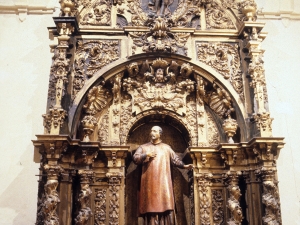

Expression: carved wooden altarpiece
xmin=33 ymin=0 xmax=285 ymax=224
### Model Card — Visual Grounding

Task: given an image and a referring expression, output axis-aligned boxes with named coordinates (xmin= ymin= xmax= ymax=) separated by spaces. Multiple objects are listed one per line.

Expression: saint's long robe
xmin=133 ymin=142 xmax=184 ymax=215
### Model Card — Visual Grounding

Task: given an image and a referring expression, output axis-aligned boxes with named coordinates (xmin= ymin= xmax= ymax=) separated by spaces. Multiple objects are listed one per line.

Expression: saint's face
xmin=150 ymin=127 xmax=161 ymax=141
xmin=155 ymin=69 xmax=164 ymax=82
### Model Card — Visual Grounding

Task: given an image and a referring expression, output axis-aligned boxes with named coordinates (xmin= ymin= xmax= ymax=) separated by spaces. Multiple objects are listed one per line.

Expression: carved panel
xmin=205 ymin=2 xmax=235 ymax=29
xmin=207 ymin=111 xmax=220 ymax=147
xmin=212 ymin=189 xmax=224 ymax=225
xmin=73 ymin=40 xmax=120 ymax=98
xmin=197 ymin=42 xmax=244 ymax=100
xmin=123 ymin=59 xmax=194 ymax=115
xmin=94 ymin=189 xmax=107 ymax=225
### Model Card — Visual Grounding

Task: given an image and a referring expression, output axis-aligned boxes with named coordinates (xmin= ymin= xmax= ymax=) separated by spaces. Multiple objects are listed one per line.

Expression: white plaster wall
xmin=0 ymin=12 xmax=58 ymax=225
xmin=259 ymin=19 xmax=300 ymax=224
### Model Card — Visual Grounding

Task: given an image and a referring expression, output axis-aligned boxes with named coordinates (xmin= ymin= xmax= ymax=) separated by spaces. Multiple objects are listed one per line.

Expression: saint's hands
xmin=147 ymin=151 xmax=157 ymax=158
xmin=183 ymin=164 xmax=194 ymax=170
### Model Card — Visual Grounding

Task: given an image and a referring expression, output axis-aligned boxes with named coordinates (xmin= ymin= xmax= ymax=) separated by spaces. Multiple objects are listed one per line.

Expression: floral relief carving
xmin=196 ymin=173 xmax=213 ymax=225
xmin=98 ymin=111 xmax=110 ymax=145
xmin=107 ymin=173 xmax=123 ymax=225
xmin=212 ymin=189 xmax=224 ymax=225
xmin=129 ymin=17 xmax=190 ymax=55
xmin=72 ymin=40 xmax=119 ymax=99
xmin=253 ymin=112 xmax=273 ymax=137
xmin=43 ymin=108 xmax=67 ymax=135
xmin=205 ymin=2 xmax=235 ymax=29
xmin=80 ymin=0 xmax=111 ymax=26
xmin=95 ymin=189 xmax=107 ymax=225
xmin=197 ymin=42 xmax=244 ymax=100
xmin=207 ymin=111 xmax=220 ymax=147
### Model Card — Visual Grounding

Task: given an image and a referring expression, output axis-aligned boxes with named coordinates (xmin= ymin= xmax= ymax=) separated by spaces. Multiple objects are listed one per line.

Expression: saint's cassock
xmin=133 ymin=141 xmax=185 ymax=225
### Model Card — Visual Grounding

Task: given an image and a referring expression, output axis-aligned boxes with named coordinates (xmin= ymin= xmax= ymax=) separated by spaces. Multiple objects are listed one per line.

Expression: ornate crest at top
xmin=123 ymin=58 xmax=195 ymax=115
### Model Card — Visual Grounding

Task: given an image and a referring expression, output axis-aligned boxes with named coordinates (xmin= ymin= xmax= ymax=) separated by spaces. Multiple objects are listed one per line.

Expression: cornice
xmin=0 ymin=1 xmax=56 ymax=21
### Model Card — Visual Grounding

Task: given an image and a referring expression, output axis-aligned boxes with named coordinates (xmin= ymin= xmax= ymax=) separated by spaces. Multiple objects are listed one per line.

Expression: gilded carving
xmin=81 ymin=115 xmax=98 ymax=142
xmin=255 ymin=167 xmax=281 ymax=225
xmin=207 ymin=111 xmax=220 ymax=147
xmin=72 ymin=40 xmax=119 ymax=98
xmin=253 ymin=112 xmax=273 ymax=137
xmin=83 ymin=83 xmax=111 ymax=115
xmin=95 ymin=189 xmax=107 ymax=225
xmin=107 ymin=172 xmax=123 ymax=225
xmin=98 ymin=111 xmax=110 ymax=145
xmin=249 ymin=54 xmax=268 ymax=113
xmin=222 ymin=116 xmax=238 ymax=143
xmin=75 ymin=170 xmax=94 ymax=225
xmin=196 ymin=173 xmax=213 ymax=225
xmin=42 ymin=164 xmax=64 ymax=225
xmin=212 ymin=189 xmax=224 ymax=225
xmin=205 ymin=2 xmax=235 ymax=29
xmin=207 ymin=83 xmax=234 ymax=118
xmin=59 ymin=0 xmax=75 ymax=17
xmin=80 ymin=1 xmax=111 ymax=26
xmin=122 ymin=58 xmax=194 ymax=116
xmin=197 ymin=42 xmax=244 ymax=100
xmin=43 ymin=108 xmax=67 ymax=135
xmin=223 ymin=171 xmax=243 ymax=225
xmin=129 ymin=17 xmax=190 ymax=55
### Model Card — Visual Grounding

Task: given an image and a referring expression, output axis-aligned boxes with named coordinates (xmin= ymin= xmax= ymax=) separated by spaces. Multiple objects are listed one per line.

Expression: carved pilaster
xmin=223 ymin=171 xmax=243 ymax=225
xmin=211 ymin=189 xmax=224 ymax=225
xmin=109 ymin=73 xmax=123 ymax=145
xmin=255 ymin=167 xmax=281 ymax=225
xmin=195 ymin=173 xmax=213 ymax=225
xmin=107 ymin=172 xmax=123 ymax=225
xmin=253 ymin=112 xmax=273 ymax=137
xmin=45 ymin=18 xmax=75 ymax=135
xmin=43 ymin=164 xmax=64 ymax=225
xmin=75 ymin=170 xmax=95 ymax=225
xmin=94 ymin=188 xmax=107 ymax=225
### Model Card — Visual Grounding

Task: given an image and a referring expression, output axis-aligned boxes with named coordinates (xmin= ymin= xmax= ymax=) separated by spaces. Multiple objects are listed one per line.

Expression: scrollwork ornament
xmin=95 ymin=189 xmax=107 ymax=225
xmin=205 ymin=2 xmax=235 ymax=29
xmin=253 ymin=112 xmax=273 ymax=137
xmin=212 ymin=189 xmax=224 ymax=225
xmin=43 ymin=108 xmax=67 ymax=135
xmin=196 ymin=173 xmax=213 ymax=225
xmin=197 ymin=42 xmax=244 ymax=100
xmin=122 ymin=59 xmax=194 ymax=116
xmin=72 ymin=40 xmax=119 ymax=99
xmin=107 ymin=172 xmax=123 ymax=225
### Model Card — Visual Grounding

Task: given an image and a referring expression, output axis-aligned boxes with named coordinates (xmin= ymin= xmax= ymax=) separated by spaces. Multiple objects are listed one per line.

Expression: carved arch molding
xmin=33 ymin=0 xmax=284 ymax=225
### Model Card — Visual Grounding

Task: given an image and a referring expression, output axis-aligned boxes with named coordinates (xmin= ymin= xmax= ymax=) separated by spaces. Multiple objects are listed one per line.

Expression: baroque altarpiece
xmin=33 ymin=0 xmax=285 ymax=224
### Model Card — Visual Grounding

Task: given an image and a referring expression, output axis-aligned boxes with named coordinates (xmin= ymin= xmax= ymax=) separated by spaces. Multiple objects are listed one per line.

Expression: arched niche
xmin=124 ymin=114 xmax=193 ymax=225
xmin=70 ymin=53 xmax=247 ymax=144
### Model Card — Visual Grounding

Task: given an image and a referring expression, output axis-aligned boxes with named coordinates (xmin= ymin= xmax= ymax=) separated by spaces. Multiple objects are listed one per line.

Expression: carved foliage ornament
xmin=197 ymin=42 xmax=244 ymax=100
xmin=95 ymin=189 xmax=107 ymax=225
xmin=212 ymin=189 xmax=224 ymax=225
xmin=123 ymin=58 xmax=195 ymax=116
xmin=196 ymin=173 xmax=213 ymax=225
xmin=129 ymin=17 xmax=190 ymax=55
xmin=73 ymin=40 xmax=120 ymax=99
xmin=205 ymin=2 xmax=235 ymax=29
xmin=220 ymin=0 xmax=257 ymax=22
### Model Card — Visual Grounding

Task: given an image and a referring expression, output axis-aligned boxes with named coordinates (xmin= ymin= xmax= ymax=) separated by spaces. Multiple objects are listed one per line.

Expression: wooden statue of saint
xmin=133 ymin=126 xmax=193 ymax=225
